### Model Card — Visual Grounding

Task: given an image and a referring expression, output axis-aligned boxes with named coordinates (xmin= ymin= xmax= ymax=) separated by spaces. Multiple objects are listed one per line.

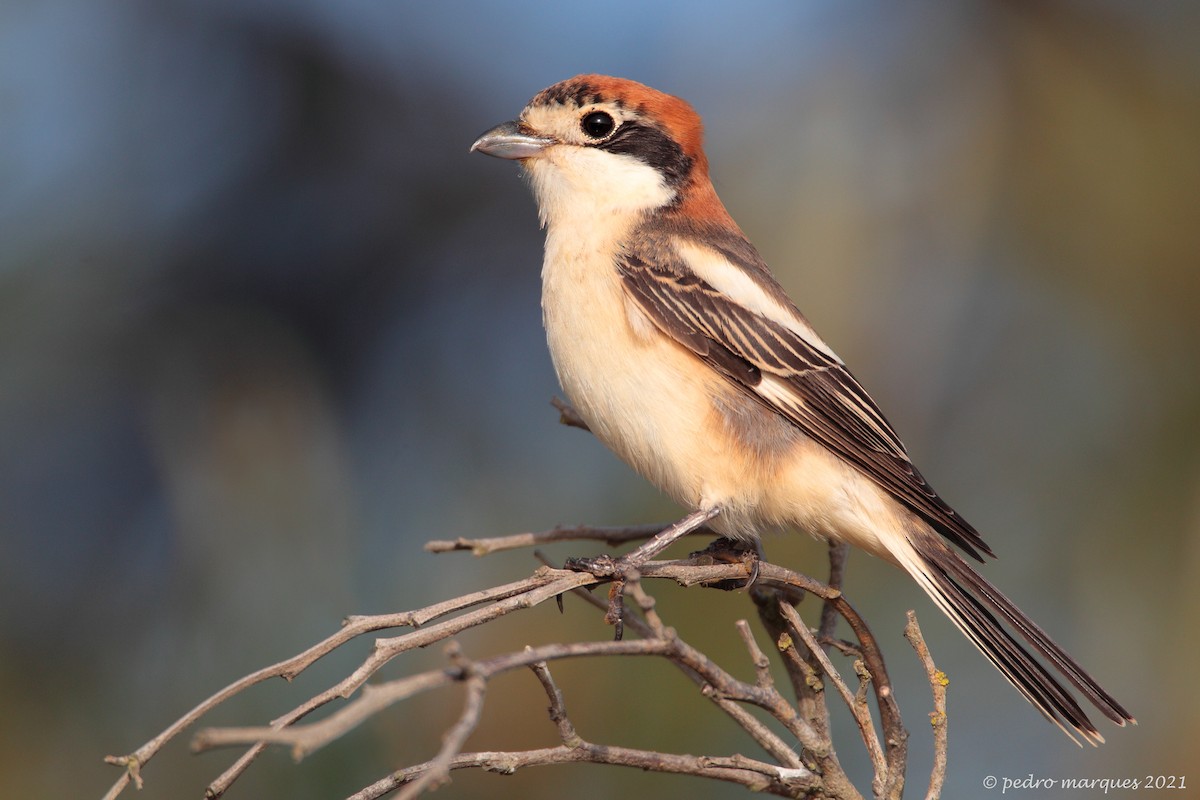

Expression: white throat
xmin=524 ymin=147 xmax=675 ymax=231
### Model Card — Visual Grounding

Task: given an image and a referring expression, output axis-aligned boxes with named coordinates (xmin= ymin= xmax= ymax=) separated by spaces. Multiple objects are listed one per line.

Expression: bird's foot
xmin=563 ymin=553 xmax=641 ymax=639
xmin=688 ymin=537 xmax=761 ymax=590
xmin=563 ymin=507 xmax=723 ymax=639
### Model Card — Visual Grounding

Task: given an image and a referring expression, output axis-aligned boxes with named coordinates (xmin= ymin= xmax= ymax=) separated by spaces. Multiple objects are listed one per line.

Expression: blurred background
xmin=3 ymin=1 xmax=1198 ymax=798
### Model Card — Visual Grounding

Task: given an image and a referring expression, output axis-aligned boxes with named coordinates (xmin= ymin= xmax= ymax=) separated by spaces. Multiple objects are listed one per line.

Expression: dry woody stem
xmin=102 ymin=526 xmax=950 ymax=800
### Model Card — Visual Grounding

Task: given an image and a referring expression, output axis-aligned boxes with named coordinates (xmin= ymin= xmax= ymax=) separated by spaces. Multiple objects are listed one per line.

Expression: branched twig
xmin=101 ymin=570 xmax=591 ymax=800
xmin=101 ymin=568 xmax=596 ymax=799
xmin=778 ymin=601 xmax=887 ymax=788
xmin=192 ymin=638 xmax=676 ymax=754
xmin=342 ymin=598 xmax=819 ymax=800
xmin=391 ymin=642 xmax=488 ymax=800
xmin=755 ymin=559 xmax=910 ymax=799
xmin=353 ymin=744 xmax=813 ymax=800
xmin=102 ymin=520 xmax=948 ymax=800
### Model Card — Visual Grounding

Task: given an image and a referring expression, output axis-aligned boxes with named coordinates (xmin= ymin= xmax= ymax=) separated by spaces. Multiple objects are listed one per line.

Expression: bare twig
xmin=777 ymin=601 xmax=887 ymax=783
xmin=102 ymin=570 xmax=591 ymax=800
xmin=425 ymin=522 xmax=717 ymax=555
xmin=100 ymin=568 xmax=598 ymax=800
xmin=712 ymin=620 xmax=812 ymax=768
xmin=564 ymin=569 xmax=813 ymax=770
xmin=736 ymin=619 xmax=774 ymax=690
xmin=203 ymin=568 xmax=599 ymax=797
xmin=104 ymin=541 xmax=940 ymax=800
xmin=819 ymin=541 xmax=850 ymax=643
xmin=906 ymin=610 xmax=949 ymax=800
xmin=193 ymin=639 xmax=674 ymax=754
xmin=755 ymin=560 xmax=909 ymax=799
xmin=198 ymin=604 xmax=823 ymax=797
xmin=346 ymin=614 xmax=817 ymax=800
xmin=392 ymin=643 xmax=487 ymax=800
xmin=99 ymin=392 xmax=949 ymax=800
xmin=528 ymin=658 xmax=578 ymax=744
xmin=351 ymin=743 xmax=814 ymax=800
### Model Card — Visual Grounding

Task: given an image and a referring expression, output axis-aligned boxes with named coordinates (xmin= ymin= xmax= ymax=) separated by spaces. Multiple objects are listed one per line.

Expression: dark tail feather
xmin=896 ymin=538 xmax=1135 ymax=745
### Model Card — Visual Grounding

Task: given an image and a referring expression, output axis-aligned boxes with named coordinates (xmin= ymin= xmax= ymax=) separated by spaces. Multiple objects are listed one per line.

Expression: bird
xmin=470 ymin=74 xmax=1133 ymax=745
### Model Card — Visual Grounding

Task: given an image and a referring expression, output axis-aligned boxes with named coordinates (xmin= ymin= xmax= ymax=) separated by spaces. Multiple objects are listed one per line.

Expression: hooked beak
xmin=470 ymin=120 xmax=553 ymax=160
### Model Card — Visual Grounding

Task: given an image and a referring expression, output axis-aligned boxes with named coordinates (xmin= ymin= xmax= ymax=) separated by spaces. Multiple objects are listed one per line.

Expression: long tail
xmin=891 ymin=535 xmax=1135 ymax=745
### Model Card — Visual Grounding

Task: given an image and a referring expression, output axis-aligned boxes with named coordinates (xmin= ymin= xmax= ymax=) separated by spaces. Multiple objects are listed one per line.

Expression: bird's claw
xmin=689 ymin=537 xmax=761 ymax=589
xmin=564 ymin=554 xmax=634 ymax=639
xmin=563 ymin=554 xmax=619 ymax=577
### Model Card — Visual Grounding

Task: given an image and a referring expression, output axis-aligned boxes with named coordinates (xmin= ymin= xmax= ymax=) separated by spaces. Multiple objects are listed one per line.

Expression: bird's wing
xmin=618 ymin=228 xmax=993 ymax=561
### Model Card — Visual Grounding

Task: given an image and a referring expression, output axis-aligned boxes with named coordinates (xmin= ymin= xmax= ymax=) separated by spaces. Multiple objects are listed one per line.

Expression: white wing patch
xmin=673 ymin=240 xmax=841 ymax=362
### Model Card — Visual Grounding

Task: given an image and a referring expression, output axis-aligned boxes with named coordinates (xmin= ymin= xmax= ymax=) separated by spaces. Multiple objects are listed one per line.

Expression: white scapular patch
xmin=672 ymin=240 xmax=840 ymax=362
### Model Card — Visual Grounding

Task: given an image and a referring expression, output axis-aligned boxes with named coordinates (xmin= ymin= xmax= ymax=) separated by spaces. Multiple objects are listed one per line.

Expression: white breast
xmin=540 ymin=216 xmax=714 ymax=505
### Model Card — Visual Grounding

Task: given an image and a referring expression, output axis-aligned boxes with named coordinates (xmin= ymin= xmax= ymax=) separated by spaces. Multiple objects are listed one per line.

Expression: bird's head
xmin=471 ymin=75 xmax=730 ymax=229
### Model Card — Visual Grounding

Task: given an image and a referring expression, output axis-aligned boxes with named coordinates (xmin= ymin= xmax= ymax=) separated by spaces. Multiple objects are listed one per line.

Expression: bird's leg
xmin=565 ymin=506 xmax=721 ymax=638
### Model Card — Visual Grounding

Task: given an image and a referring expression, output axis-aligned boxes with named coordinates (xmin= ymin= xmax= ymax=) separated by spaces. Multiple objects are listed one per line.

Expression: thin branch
xmin=425 ymin=522 xmax=716 ymax=556
xmin=350 ymin=636 xmax=815 ymax=800
xmin=702 ymin=621 xmax=808 ymax=769
xmin=819 ymin=541 xmax=849 ymax=643
xmin=350 ymin=744 xmax=814 ymax=800
xmin=755 ymin=561 xmax=909 ymax=798
xmin=100 ymin=393 xmax=940 ymax=800
xmin=736 ymin=619 xmax=774 ymax=690
xmin=392 ymin=643 xmax=488 ymax=800
xmin=102 ymin=570 xmax=587 ymax=800
xmin=905 ymin=610 xmax=949 ymax=800
xmin=777 ymin=601 xmax=888 ymax=783
xmin=528 ymin=658 xmax=579 ymax=745
xmin=623 ymin=578 xmax=816 ymax=766
xmin=196 ymin=574 xmax=830 ymax=786
xmin=573 ymin=571 xmax=812 ymax=769
xmin=750 ymin=587 xmax=827 ymax=741
xmin=104 ymin=540 xmax=933 ymax=800
xmin=193 ymin=639 xmax=673 ymax=755
xmin=622 ymin=572 xmax=659 ymax=634
xmin=197 ymin=569 xmax=598 ymax=796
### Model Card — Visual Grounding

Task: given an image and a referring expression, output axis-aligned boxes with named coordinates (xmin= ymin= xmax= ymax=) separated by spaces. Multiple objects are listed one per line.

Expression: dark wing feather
xmin=619 ymin=240 xmax=994 ymax=562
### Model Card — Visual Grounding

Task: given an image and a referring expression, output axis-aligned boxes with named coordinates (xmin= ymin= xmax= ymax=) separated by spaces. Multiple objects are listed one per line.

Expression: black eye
xmin=581 ymin=111 xmax=615 ymax=139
